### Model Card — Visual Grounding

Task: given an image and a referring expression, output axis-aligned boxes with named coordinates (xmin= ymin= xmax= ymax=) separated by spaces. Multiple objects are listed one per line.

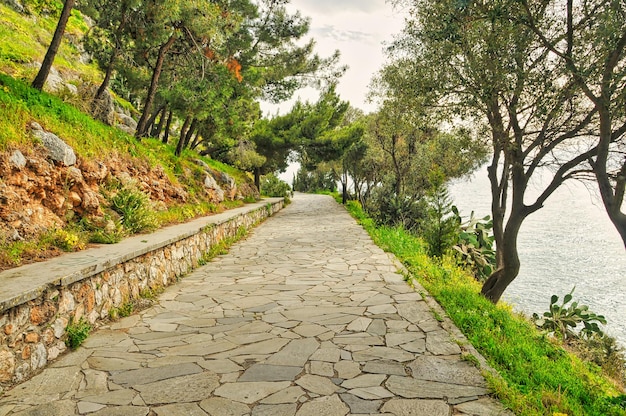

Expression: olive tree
xmin=519 ymin=0 xmax=626 ymax=247
xmin=388 ymin=0 xmax=604 ymax=303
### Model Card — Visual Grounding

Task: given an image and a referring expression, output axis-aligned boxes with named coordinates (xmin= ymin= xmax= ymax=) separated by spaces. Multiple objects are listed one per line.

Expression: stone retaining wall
xmin=0 ymin=199 xmax=284 ymax=388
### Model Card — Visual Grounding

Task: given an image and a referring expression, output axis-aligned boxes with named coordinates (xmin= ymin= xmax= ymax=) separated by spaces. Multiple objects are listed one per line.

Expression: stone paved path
xmin=0 ymin=194 xmax=511 ymax=416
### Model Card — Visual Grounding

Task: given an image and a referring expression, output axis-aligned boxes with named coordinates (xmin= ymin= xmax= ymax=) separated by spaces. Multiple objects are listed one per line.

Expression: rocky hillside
xmin=0 ymin=4 xmax=259 ymax=270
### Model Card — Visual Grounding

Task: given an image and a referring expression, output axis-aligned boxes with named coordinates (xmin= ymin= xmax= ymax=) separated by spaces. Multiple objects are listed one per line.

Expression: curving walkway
xmin=0 ymin=193 xmax=511 ymax=416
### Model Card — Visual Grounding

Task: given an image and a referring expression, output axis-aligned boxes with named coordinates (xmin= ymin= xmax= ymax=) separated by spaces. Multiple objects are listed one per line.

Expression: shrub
xmin=49 ymin=228 xmax=87 ymax=251
xmin=261 ymin=173 xmax=291 ymax=198
xmin=532 ymin=287 xmax=607 ymax=341
xmin=109 ymin=185 xmax=159 ymax=234
xmin=109 ymin=301 xmax=133 ymax=321
xmin=452 ymin=207 xmax=496 ymax=281
xmin=367 ymin=182 xmax=427 ymax=233
xmin=65 ymin=317 xmax=91 ymax=350
xmin=572 ymin=334 xmax=626 ymax=385
xmin=420 ymin=184 xmax=458 ymax=258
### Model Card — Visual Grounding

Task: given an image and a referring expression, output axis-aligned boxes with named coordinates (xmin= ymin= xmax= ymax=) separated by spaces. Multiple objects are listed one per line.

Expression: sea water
xmin=448 ymin=166 xmax=626 ymax=346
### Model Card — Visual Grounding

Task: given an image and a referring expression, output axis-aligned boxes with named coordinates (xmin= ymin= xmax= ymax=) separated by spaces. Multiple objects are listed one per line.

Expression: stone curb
xmin=0 ymin=198 xmax=284 ymax=385
xmin=0 ymin=199 xmax=282 ymax=313
xmin=385 ymin=252 xmax=503 ymax=382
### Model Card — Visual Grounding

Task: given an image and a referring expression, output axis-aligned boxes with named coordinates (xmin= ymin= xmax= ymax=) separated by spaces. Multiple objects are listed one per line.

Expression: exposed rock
xmin=65 ymin=166 xmax=84 ymax=185
xmin=30 ymin=343 xmax=47 ymax=370
xmin=117 ymin=113 xmax=137 ymax=131
xmin=3 ymin=0 xmax=25 ymax=13
xmin=9 ymin=150 xmax=26 ymax=169
xmin=116 ymin=123 xmax=136 ymax=135
xmin=29 ymin=122 xmax=43 ymax=132
xmin=29 ymin=64 xmax=77 ymax=95
xmin=220 ymin=171 xmax=238 ymax=200
xmin=0 ymin=350 xmax=15 ymax=382
xmin=31 ymin=126 xmax=76 ymax=167
xmin=90 ymin=88 xmax=116 ymax=126
xmin=81 ymin=189 xmax=101 ymax=213
xmin=47 ymin=66 xmax=64 ymax=91
xmin=204 ymin=174 xmax=225 ymax=203
xmin=64 ymin=83 xmax=78 ymax=95
xmin=220 ymin=171 xmax=236 ymax=189
xmin=81 ymin=160 xmax=109 ymax=183
xmin=194 ymin=159 xmax=210 ymax=169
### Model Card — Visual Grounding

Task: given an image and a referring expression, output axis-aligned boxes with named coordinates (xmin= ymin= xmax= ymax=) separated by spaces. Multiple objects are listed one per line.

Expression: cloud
xmin=293 ymin=0 xmax=384 ymax=14
xmin=261 ymin=0 xmax=406 ymax=114
xmin=311 ymin=25 xmax=374 ymax=43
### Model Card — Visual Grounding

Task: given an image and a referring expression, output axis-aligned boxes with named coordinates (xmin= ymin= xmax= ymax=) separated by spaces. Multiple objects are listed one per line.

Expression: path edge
xmin=0 ymin=198 xmax=284 ymax=389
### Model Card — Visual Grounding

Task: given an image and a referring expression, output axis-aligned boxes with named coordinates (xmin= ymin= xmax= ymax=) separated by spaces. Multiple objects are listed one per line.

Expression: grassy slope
xmin=0 ymin=4 xmax=99 ymax=82
xmin=341 ymin=199 xmax=625 ymax=416
xmin=0 ymin=4 xmax=254 ymax=267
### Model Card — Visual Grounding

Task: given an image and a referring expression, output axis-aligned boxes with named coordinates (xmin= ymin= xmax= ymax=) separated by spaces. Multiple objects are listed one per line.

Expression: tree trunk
xmin=162 ymin=109 xmax=173 ymax=144
xmin=189 ymin=130 xmax=202 ymax=150
xmin=146 ymin=104 xmax=165 ymax=137
xmin=95 ymin=5 xmax=129 ymax=100
xmin=175 ymin=116 xmax=192 ymax=156
xmin=481 ymin=210 xmax=525 ymax=303
xmin=594 ymin=108 xmax=626 ymax=247
xmin=254 ymin=168 xmax=261 ymax=192
xmin=32 ymin=0 xmax=75 ymax=91
xmin=152 ymin=105 xmax=167 ymax=138
xmin=135 ymin=33 xmax=176 ymax=139
xmin=95 ymin=49 xmax=118 ymax=100
xmin=184 ymin=118 xmax=198 ymax=149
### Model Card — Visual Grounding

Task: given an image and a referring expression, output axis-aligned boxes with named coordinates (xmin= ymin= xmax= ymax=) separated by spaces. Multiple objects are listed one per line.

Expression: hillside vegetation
xmin=0 ymin=2 xmax=258 ymax=270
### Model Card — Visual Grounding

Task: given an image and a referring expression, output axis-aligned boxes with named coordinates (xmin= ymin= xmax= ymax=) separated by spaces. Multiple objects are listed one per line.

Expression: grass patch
xmin=199 ymin=225 xmax=250 ymax=266
xmin=342 ymin=199 xmax=625 ymax=416
xmin=108 ymin=301 xmax=133 ymax=321
xmin=65 ymin=316 xmax=91 ymax=350
xmin=0 ymin=4 xmax=100 ymax=82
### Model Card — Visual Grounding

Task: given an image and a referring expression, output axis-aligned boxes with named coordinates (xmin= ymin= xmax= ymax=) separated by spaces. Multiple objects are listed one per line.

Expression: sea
xmin=448 ymin=166 xmax=626 ymax=347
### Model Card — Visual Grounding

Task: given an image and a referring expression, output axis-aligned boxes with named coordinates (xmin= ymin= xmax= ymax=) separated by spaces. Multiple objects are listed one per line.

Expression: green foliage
xmin=82 ymin=215 xmax=125 ymax=244
xmin=156 ymin=202 xmax=218 ymax=226
xmin=139 ymin=286 xmax=163 ymax=300
xmin=0 ymin=73 xmax=137 ymax=157
xmin=342 ymin=200 xmax=625 ymax=416
xmin=572 ymin=334 xmax=626 ymax=385
xmin=452 ymin=207 xmax=496 ymax=282
xmin=21 ymin=0 xmax=62 ymax=15
xmin=49 ymin=227 xmax=87 ymax=251
xmin=65 ymin=316 xmax=91 ymax=350
xmin=367 ymin=180 xmax=427 ymax=233
xmin=533 ymin=287 xmax=607 ymax=341
xmin=293 ymin=166 xmax=337 ymax=193
xmin=260 ymin=173 xmax=291 ymax=198
xmin=200 ymin=225 xmax=250 ymax=265
xmin=420 ymin=184 xmax=458 ymax=258
xmin=109 ymin=185 xmax=159 ymax=235
xmin=109 ymin=301 xmax=133 ymax=320
xmin=0 ymin=3 xmax=100 ymax=82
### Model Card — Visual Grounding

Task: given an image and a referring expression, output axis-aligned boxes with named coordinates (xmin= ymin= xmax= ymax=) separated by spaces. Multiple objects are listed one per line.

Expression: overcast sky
xmin=261 ymin=0 xmax=406 ymax=115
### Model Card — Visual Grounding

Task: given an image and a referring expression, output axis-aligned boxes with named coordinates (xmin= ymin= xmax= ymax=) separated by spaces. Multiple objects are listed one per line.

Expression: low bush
xmin=65 ymin=317 xmax=91 ymax=350
xmin=533 ymin=287 xmax=607 ymax=341
xmin=451 ymin=207 xmax=496 ymax=282
xmin=109 ymin=185 xmax=159 ymax=235
xmin=261 ymin=173 xmax=291 ymax=198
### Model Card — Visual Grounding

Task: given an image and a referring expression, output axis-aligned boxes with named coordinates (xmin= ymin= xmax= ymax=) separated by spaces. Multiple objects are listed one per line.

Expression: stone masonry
xmin=0 ymin=194 xmax=512 ymax=415
xmin=0 ymin=199 xmax=284 ymax=387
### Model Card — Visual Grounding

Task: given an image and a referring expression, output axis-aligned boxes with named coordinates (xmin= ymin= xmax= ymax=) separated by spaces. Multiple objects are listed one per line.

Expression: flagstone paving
xmin=0 ymin=193 xmax=512 ymax=415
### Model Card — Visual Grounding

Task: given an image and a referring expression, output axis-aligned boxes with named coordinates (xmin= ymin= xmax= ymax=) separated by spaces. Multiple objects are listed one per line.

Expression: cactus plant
xmin=533 ymin=287 xmax=607 ymax=341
